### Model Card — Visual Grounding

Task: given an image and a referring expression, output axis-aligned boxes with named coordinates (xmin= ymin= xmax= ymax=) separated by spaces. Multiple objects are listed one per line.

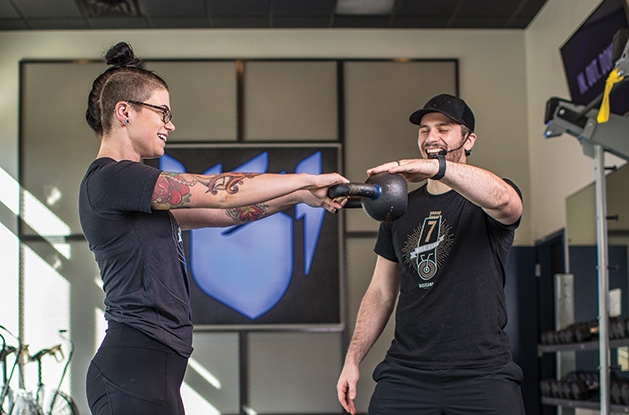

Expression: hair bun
xmin=105 ymin=41 xmax=143 ymax=69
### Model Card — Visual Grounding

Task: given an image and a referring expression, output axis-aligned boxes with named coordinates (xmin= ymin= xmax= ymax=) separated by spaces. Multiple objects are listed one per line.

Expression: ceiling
xmin=0 ymin=0 xmax=548 ymax=31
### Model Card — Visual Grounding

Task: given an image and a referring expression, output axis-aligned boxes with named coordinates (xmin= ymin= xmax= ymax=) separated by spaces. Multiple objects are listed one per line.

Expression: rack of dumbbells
xmin=538 ymin=317 xmax=629 ymax=411
xmin=539 ymin=317 xmax=629 ymax=353
xmin=540 ymin=371 xmax=599 ymax=405
xmin=540 ymin=371 xmax=629 ymax=409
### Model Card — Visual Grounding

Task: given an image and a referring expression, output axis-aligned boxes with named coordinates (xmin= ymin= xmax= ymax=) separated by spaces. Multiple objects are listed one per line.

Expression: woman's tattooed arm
xmin=152 ymin=172 xmax=259 ymax=209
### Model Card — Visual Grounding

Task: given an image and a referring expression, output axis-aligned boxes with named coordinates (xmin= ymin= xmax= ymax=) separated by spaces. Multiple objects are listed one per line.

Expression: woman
xmin=80 ymin=42 xmax=348 ymax=415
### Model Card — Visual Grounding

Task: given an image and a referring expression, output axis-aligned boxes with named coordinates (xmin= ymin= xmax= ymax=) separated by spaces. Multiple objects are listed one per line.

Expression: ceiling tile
xmin=396 ymin=0 xmax=459 ymax=17
xmin=87 ymin=16 xmax=149 ymax=29
xmin=150 ymin=16 xmax=208 ymax=28
xmin=141 ymin=0 xmax=206 ymax=18
xmin=0 ymin=18 xmax=28 ymax=29
xmin=0 ymin=0 xmax=549 ymax=31
xmin=209 ymin=0 xmax=267 ymax=17
xmin=518 ymin=0 xmax=550 ymax=18
xmin=272 ymin=15 xmax=330 ymax=28
xmin=333 ymin=15 xmax=390 ymax=28
xmin=11 ymin=0 xmax=82 ymax=18
xmin=391 ymin=16 xmax=452 ymax=28
xmin=0 ymin=1 xmax=20 ymax=18
xmin=458 ymin=0 xmax=520 ymax=17
xmin=452 ymin=16 xmax=510 ymax=29
xmin=508 ymin=16 xmax=534 ymax=29
xmin=26 ymin=18 xmax=89 ymax=29
xmin=273 ymin=0 xmax=334 ymax=16
xmin=211 ymin=16 xmax=269 ymax=28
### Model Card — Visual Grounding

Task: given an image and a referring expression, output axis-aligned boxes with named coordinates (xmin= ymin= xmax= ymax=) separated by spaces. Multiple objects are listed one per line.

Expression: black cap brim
xmin=409 ymin=108 xmax=468 ymax=128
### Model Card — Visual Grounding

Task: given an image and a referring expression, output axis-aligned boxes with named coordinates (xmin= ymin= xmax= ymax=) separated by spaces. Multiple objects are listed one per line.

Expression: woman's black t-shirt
xmin=79 ymin=158 xmax=193 ymax=358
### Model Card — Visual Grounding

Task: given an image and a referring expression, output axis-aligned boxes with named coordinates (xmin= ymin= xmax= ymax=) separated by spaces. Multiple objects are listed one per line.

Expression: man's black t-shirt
xmin=79 ymin=158 xmax=193 ymax=357
xmin=374 ymin=181 xmax=520 ymax=369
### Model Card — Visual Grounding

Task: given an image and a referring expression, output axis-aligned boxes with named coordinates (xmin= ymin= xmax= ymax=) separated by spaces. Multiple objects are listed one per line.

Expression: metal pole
xmin=17 ymin=182 xmax=25 ymax=390
xmin=594 ymin=144 xmax=610 ymax=415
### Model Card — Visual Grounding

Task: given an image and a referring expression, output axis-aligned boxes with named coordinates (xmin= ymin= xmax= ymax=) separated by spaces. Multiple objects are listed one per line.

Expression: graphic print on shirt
xmin=402 ymin=211 xmax=453 ymax=289
xmin=170 ymin=213 xmax=187 ymax=269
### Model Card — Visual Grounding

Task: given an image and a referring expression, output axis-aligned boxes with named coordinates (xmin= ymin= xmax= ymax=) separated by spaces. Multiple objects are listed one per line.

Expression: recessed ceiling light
xmin=335 ymin=0 xmax=395 ymax=15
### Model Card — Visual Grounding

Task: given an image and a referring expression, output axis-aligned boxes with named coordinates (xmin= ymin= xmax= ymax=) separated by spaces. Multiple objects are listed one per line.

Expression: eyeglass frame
xmin=126 ymin=100 xmax=172 ymax=124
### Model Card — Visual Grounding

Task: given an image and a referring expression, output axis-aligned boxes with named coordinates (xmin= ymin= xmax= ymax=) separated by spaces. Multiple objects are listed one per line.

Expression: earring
xmin=124 ymin=119 xmax=130 ymax=125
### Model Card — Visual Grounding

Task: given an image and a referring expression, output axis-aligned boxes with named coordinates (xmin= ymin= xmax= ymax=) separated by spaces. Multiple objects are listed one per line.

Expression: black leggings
xmin=86 ymin=321 xmax=188 ymax=415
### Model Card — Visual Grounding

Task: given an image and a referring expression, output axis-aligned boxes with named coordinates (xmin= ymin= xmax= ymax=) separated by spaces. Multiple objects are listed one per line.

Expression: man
xmin=336 ymin=94 xmax=525 ymax=415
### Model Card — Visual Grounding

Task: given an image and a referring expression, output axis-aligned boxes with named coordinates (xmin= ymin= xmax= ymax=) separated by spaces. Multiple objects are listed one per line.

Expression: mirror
xmin=566 ymin=162 xmax=629 ymax=371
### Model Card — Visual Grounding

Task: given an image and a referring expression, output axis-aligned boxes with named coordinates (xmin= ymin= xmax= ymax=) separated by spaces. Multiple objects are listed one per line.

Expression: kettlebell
xmin=328 ymin=173 xmax=407 ymax=222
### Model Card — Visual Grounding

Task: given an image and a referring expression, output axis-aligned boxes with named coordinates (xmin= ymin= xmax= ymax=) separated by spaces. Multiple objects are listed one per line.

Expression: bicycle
xmin=0 ymin=325 xmax=79 ymax=415
xmin=1 ymin=331 xmax=18 ymax=414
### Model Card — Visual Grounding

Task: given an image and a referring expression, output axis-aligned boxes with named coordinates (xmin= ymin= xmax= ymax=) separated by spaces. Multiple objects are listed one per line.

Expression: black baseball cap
xmin=409 ymin=93 xmax=475 ymax=132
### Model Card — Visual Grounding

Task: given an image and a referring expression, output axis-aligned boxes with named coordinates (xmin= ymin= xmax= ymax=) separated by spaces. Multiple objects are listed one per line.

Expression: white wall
xmin=525 ymin=0 xmax=627 ymax=242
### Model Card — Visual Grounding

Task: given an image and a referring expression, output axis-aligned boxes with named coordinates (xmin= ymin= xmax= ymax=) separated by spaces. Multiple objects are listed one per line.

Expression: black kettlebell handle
xmin=328 ymin=173 xmax=407 ymax=222
xmin=328 ymin=183 xmax=381 ymax=200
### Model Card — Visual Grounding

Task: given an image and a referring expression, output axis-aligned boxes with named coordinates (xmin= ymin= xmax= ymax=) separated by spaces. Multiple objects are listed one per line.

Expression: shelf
xmin=541 ymin=397 xmax=629 ymax=413
xmin=538 ymin=338 xmax=629 ymax=355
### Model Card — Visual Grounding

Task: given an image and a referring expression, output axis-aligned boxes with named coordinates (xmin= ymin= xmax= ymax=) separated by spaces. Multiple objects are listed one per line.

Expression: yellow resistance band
xmin=597 ymin=67 xmax=625 ymax=124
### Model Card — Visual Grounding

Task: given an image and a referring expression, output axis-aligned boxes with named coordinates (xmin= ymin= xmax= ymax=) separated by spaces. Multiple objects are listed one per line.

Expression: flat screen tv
xmin=560 ymin=0 xmax=629 ymax=115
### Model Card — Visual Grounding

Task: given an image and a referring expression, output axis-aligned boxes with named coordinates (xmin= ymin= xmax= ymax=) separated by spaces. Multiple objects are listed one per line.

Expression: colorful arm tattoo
xmin=153 ymin=173 xmax=195 ymax=208
xmin=153 ymin=172 xmax=261 ymax=208
xmin=226 ymin=203 xmax=269 ymax=223
xmin=206 ymin=172 xmax=259 ymax=195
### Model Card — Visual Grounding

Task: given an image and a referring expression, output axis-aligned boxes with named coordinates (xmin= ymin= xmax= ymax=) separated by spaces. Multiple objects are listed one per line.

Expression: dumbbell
xmin=540 ymin=330 xmax=556 ymax=345
xmin=579 ymin=371 xmax=600 ymax=398
xmin=566 ymin=371 xmax=600 ymax=400
xmin=621 ymin=382 xmax=629 ymax=405
xmin=575 ymin=320 xmax=599 ymax=342
xmin=539 ymin=379 xmax=552 ymax=397
xmin=561 ymin=380 xmax=573 ymax=399
xmin=610 ymin=316 xmax=627 ymax=339
xmin=549 ymin=379 xmax=563 ymax=398
xmin=558 ymin=326 xmax=576 ymax=343
xmin=328 ymin=172 xmax=408 ymax=222
xmin=570 ymin=378 xmax=592 ymax=400
xmin=612 ymin=381 xmax=623 ymax=404
xmin=611 ymin=380 xmax=629 ymax=405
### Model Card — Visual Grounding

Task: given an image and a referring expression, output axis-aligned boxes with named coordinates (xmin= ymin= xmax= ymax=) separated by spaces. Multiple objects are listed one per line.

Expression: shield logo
xmin=160 ymin=151 xmax=325 ymax=319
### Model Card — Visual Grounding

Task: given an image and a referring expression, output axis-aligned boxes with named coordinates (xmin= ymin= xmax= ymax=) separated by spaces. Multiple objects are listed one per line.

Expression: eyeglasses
xmin=126 ymin=100 xmax=172 ymax=124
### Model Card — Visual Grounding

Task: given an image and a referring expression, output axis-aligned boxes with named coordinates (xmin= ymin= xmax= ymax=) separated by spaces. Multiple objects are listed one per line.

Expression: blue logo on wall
xmin=160 ymin=151 xmax=327 ymax=320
